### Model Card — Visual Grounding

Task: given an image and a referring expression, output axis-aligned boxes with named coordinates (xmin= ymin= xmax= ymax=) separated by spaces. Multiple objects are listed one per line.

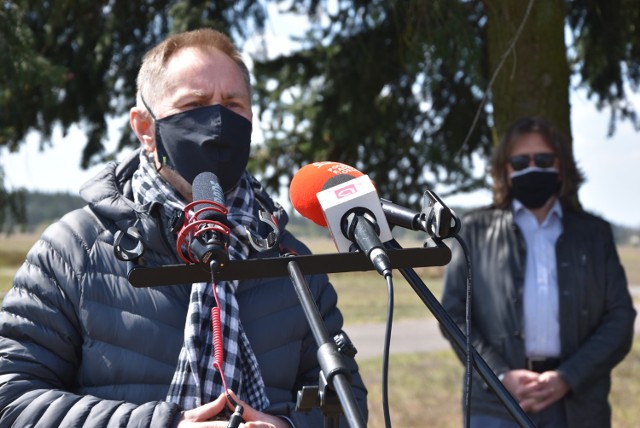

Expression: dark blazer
xmin=441 ymin=206 xmax=635 ymax=428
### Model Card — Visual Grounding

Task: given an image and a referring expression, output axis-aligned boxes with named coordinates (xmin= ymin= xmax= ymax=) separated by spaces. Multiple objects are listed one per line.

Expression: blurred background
xmin=1 ymin=2 xmax=640 ymax=426
xmin=1 ymin=1 xmax=639 ymax=237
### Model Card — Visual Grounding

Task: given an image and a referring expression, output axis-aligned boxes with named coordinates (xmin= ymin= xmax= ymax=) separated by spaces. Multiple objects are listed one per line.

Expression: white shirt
xmin=513 ymin=199 xmax=563 ymax=358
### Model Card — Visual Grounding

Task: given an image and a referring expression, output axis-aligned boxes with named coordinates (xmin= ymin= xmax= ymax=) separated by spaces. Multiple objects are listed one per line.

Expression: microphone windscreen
xmin=321 ymin=174 xmax=356 ymax=191
xmin=192 ymin=172 xmax=225 ymax=221
xmin=289 ymin=161 xmax=363 ymax=227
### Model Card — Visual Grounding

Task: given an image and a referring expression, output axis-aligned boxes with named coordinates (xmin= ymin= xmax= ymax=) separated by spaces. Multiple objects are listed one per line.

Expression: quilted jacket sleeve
xmin=0 ymin=211 xmax=182 ymax=427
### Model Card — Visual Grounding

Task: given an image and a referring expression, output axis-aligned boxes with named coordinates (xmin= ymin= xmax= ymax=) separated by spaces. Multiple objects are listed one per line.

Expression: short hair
xmin=135 ymin=28 xmax=251 ymax=113
xmin=489 ymin=116 xmax=585 ymax=210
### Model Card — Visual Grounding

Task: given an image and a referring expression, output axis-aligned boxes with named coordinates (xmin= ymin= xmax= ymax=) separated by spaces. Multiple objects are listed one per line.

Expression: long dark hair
xmin=490 ymin=116 xmax=585 ymax=210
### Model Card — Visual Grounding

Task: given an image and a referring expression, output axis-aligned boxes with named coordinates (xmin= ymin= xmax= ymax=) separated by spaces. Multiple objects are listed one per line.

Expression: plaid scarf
xmin=131 ymin=152 xmax=270 ymax=411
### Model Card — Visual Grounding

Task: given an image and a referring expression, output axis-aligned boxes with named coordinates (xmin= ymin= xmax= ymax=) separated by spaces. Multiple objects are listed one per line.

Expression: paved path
xmin=345 ymin=285 xmax=640 ymax=360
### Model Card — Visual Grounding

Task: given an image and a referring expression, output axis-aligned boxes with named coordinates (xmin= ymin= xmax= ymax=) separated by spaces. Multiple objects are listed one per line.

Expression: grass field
xmin=1 ymin=233 xmax=639 ymax=426
xmin=0 ymin=232 xmax=39 ymax=293
xmin=359 ymin=338 xmax=640 ymax=428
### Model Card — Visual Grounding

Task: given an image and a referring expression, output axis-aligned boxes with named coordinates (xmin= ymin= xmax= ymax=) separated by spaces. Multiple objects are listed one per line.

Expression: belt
xmin=526 ymin=357 xmax=561 ymax=373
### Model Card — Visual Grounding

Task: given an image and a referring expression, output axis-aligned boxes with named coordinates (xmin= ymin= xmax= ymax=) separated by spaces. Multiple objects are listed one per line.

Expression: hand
xmin=176 ymin=393 xmax=228 ymax=428
xmin=517 ymin=370 xmax=569 ymax=413
xmin=177 ymin=390 xmax=291 ymax=428
xmin=500 ymin=369 xmax=540 ymax=403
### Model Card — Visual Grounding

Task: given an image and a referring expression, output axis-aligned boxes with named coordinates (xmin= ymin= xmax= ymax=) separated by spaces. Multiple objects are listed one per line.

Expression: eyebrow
xmin=173 ymin=89 xmax=248 ymax=105
xmin=220 ymin=91 xmax=249 ymax=102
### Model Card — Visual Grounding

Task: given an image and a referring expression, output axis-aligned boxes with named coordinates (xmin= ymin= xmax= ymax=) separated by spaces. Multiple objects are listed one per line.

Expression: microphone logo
xmin=333 ymin=183 xmax=358 ymax=199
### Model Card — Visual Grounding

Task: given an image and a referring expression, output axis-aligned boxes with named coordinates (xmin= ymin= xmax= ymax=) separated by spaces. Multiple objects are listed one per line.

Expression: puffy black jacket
xmin=0 ymin=152 xmax=367 ymax=427
xmin=441 ymin=206 xmax=635 ymax=428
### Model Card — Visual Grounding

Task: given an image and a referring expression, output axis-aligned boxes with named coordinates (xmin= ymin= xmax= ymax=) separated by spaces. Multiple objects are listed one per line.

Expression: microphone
xmin=175 ymin=172 xmax=230 ymax=269
xmin=192 ymin=171 xmax=227 ymax=223
xmin=288 ymin=162 xmax=460 ymax=241
xmin=290 ymin=162 xmax=393 ymax=277
xmin=380 ymin=192 xmax=460 ymax=239
xmin=289 ymin=161 xmax=364 ymax=227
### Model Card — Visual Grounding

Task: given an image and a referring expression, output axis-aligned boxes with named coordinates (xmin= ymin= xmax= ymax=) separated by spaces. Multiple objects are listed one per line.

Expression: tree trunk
xmin=484 ymin=0 xmax=572 ymax=146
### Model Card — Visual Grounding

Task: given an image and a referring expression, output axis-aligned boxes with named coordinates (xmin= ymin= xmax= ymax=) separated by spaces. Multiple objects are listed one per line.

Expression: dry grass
xmin=358 ymin=338 xmax=640 ymax=428
xmin=619 ymin=246 xmax=640 ymax=286
xmin=610 ymin=339 xmax=640 ymax=428
xmin=359 ymin=350 xmax=463 ymax=428
xmin=329 ymin=270 xmax=443 ymax=325
xmin=0 ymin=232 xmax=38 ymax=294
xmin=1 ymin=234 xmax=639 ymax=426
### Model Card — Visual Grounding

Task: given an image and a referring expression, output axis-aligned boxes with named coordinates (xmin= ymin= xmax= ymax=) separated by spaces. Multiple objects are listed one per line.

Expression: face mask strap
xmin=140 ymin=94 xmax=157 ymax=121
xmin=139 ymin=94 xmax=169 ymax=171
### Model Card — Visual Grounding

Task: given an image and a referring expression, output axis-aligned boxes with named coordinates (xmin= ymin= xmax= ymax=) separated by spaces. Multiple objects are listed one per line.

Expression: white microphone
xmin=290 ymin=162 xmax=393 ymax=277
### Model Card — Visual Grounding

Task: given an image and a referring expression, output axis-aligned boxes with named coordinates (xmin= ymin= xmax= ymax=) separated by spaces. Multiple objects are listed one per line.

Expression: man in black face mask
xmin=0 ymin=28 xmax=368 ymax=427
xmin=441 ymin=116 xmax=635 ymax=428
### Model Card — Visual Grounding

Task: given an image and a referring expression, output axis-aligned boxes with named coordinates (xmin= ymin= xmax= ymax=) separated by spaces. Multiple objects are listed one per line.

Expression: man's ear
xmin=130 ymin=107 xmax=155 ymax=153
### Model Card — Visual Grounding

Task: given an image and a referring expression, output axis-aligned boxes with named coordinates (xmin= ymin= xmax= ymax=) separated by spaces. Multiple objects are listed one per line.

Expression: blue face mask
xmin=144 ymin=101 xmax=252 ymax=192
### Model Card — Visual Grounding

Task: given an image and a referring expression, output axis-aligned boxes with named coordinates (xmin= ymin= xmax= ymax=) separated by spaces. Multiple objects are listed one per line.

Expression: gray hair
xmin=135 ymin=28 xmax=251 ymax=114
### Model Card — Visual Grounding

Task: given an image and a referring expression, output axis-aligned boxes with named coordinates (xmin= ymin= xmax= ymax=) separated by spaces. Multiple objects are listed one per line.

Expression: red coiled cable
xmin=210 ymin=281 xmax=231 ymax=393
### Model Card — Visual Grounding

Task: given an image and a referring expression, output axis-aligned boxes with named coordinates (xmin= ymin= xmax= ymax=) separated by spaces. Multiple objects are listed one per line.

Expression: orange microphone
xmin=289 ymin=161 xmax=393 ymax=277
xmin=289 ymin=161 xmax=364 ymax=227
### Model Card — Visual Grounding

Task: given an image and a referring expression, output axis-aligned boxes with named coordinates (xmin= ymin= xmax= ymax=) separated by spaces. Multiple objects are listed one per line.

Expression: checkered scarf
xmin=131 ymin=152 xmax=270 ymax=411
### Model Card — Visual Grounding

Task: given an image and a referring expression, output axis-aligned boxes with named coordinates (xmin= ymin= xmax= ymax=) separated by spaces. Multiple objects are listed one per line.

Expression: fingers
xmin=502 ymin=369 xmax=541 ymax=401
xmin=225 ymin=390 xmax=263 ymax=425
xmin=520 ymin=393 xmax=557 ymax=413
xmin=225 ymin=390 xmax=288 ymax=428
xmin=177 ymin=392 xmax=284 ymax=427
xmin=518 ymin=371 xmax=569 ymax=413
xmin=181 ymin=393 xmax=228 ymax=422
xmin=225 ymin=390 xmax=246 ymax=412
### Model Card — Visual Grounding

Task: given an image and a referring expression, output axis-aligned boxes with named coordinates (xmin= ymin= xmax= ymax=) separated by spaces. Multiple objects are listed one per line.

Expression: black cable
xmin=453 ymin=234 xmax=473 ymax=428
xmin=226 ymin=392 xmax=244 ymax=428
xmin=381 ymin=271 xmax=394 ymax=428
xmin=227 ymin=404 xmax=244 ymax=428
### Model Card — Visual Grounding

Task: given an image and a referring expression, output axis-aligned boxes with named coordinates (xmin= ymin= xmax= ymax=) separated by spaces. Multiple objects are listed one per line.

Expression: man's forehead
xmin=162 ymin=47 xmax=248 ymax=96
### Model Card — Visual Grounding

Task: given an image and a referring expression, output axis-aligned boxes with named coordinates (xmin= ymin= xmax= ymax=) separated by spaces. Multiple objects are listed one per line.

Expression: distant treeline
xmin=12 ymin=191 xmax=640 ymax=246
xmin=11 ymin=191 xmax=85 ymax=233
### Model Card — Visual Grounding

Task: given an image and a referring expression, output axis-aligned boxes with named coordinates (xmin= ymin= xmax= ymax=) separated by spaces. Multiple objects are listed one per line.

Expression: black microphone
xmin=380 ymin=190 xmax=460 ymax=239
xmin=177 ymin=172 xmax=230 ymax=269
xmin=379 ymin=199 xmax=424 ymax=231
xmin=192 ymin=171 xmax=227 ymax=222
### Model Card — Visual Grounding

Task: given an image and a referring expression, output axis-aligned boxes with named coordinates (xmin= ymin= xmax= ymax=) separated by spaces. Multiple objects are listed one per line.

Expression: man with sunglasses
xmin=441 ymin=116 xmax=636 ymax=428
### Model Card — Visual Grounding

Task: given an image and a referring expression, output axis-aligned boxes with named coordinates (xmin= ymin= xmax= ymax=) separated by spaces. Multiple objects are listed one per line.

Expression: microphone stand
xmin=386 ymin=239 xmax=535 ymax=428
xmin=116 ymin=225 xmax=532 ymax=426
xmin=286 ymin=258 xmax=367 ymax=428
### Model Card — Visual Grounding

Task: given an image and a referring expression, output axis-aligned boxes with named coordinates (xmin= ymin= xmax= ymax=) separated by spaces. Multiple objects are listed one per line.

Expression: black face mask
xmin=510 ymin=167 xmax=560 ymax=209
xmin=145 ymin=102 xmax=252 ymax=192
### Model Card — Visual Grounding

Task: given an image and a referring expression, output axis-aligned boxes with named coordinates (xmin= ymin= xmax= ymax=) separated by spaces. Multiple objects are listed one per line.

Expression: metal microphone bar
xmin=127 ymin=242 xmax=451 ymax=287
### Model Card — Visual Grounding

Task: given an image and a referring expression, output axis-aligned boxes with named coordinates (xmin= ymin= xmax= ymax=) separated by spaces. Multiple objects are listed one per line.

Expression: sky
xmin=2 ymin=89 xmax=638 ymax=228
xmin=1 ymin=8 xmax=639 ymax=229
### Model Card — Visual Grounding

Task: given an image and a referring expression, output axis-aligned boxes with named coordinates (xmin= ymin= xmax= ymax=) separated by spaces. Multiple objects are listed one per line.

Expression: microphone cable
xmin=174 ymin=195 xmax=244 ymax=427
xmin=380 ymin=270 xmax=394 ymax=428
xmin=452 ymin=234 xmax=473 ymax=428
xmin=207 ymin=259 xmax=245 ymax=428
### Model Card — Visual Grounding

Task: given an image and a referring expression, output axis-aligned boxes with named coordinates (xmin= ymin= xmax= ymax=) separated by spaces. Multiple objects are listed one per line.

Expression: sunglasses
xmin=508 ymin=153 xmax=556 ymax=171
